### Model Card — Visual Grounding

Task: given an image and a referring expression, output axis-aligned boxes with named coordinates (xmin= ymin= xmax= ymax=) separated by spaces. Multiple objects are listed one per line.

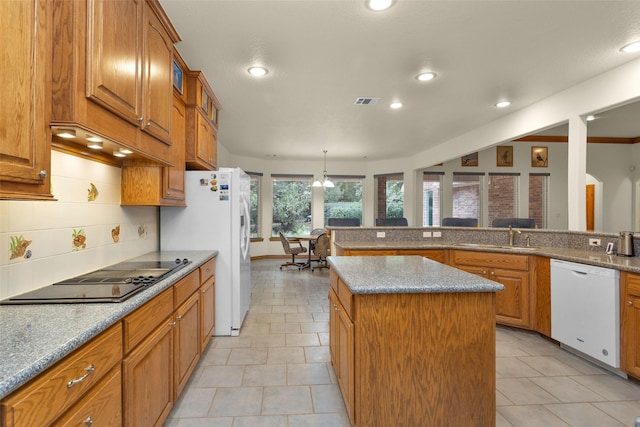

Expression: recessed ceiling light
xmin=620 ymin=41 xmax=640 ymax=53
xmin=366 ymin=0 xmax=394 ymax=11
xmin=248 ymin=66 xmax=268 ymax=77
xmin=390 ymin=102 xmax=403 ymax=109
xmin=87 ymin=141 xmax=103 ymax=149
xmin=415 ymin=72 xmax=437 ymax=81
xmin=585 ymin=115 xmax=596 ymax=121
xmin=495 ymin=101 xmax=511 ymax=108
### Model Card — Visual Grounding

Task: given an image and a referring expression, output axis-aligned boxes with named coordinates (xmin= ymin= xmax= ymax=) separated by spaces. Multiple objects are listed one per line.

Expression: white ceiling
xmin=159 ymin=0 xmax=640 ymax=162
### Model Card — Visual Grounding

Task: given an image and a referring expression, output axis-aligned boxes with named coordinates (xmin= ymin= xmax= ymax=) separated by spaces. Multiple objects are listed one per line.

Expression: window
xmin=488 ymin=173 xmax=519 ymax=226
xmin=375 ymin=173 xmax=404 ymax=219
xmin=452 ymin=173 xmax=483 ymax=225
xmin=248 ymin=172 xmax=261 ymax=238
xmin=271 ymin=174 xmax=312 ymax=237
xmin=529 ymin=173 xmax=549 ymax=228
xmin=422 ymin=172 xmax=443 ymax=226
xmin=324 ymin=176 xmax=364 ymax=226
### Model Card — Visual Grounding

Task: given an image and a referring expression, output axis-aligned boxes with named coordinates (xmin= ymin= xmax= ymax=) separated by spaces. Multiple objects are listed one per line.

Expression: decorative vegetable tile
xmin=138 ymin=224 xmax=147 ymax=239
xmin=87 ymin=183 xmax=99 ymax=201
xmin=72 ymin=229 xmax=87 ymax=251
xmin=111 ymin=225 xmax=120 ymax=243
xmin=9 ymin=235 xmax=32 ymax=260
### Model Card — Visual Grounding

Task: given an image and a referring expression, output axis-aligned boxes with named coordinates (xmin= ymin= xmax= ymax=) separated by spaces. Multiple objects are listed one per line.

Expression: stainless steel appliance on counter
xmin=0 ymin=259 xmax=191 ymax=304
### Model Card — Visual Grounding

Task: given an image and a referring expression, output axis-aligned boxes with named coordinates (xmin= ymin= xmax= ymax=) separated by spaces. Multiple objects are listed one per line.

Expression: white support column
xmin=567 ymin=115 xmax=588 ymax=231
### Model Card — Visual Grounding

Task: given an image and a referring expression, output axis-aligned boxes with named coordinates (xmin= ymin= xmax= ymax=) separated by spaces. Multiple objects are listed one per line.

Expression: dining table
xmin=292 ymin=235 xmax=318 ymax=270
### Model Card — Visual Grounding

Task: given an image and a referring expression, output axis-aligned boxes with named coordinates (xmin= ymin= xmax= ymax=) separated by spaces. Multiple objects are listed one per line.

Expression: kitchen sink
xmin=452 ymin=243 xmax=537 ymax=251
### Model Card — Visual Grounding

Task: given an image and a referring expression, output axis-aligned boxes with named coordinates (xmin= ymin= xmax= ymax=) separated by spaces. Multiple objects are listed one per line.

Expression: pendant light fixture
xmin=312 ymin=150 xmax=334 ymax=188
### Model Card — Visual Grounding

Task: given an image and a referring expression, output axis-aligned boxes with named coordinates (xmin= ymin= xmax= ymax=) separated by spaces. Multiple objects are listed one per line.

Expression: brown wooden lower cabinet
xmin=0 ymin=324 xmax=122 ymax=427
xmin=621 ymin=271 xmax=640 ymax=378
xmin=174 ymin=291 xmax=201 ymax=398
xmin=123 ymin=317 xmax=175 ymax=427
xmin=329 ymin=269 xmax=496 ymax=426
xmin=448 ymin=250 xmax=533 ymax=329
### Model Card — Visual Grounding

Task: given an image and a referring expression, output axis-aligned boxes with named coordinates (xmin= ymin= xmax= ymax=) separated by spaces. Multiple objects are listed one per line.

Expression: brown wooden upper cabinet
xmin=51 ymin=0 xmax=180 ymax=165
xmin=0 ymin=0 xmax=54 ymax=200
xmin=185 ymin=71 xmax=221 ymax=170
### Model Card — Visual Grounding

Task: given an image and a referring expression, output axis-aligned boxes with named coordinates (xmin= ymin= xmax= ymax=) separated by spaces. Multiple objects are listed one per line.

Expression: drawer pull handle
xmin=628 ymin=301 xmax=633 ymax=306
xmin=84 ymin=415 xmax=94 ymax=426
xmin=67 ymin=364 xmax=95 ymax=388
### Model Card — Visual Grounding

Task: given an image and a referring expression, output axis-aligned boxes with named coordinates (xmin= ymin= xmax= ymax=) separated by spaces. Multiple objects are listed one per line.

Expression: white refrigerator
xmin=160 ymin=168 xmax=251 ymax=336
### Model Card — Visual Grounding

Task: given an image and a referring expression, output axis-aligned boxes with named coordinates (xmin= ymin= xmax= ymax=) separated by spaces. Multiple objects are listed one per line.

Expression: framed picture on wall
xmin=461 ymin=152 xmax=478 ymax=167
xmin=496 ymin=146 xmax=513 ymax=167
xmin=531 ymin=146 xmax=548 ymax=167
xmin=173 ymin=60 xmax=183 ymax=94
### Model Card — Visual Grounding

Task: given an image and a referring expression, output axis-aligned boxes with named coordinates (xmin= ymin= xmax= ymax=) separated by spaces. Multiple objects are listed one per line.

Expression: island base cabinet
xmin=330 ymin=272 xmax=497 ymax=427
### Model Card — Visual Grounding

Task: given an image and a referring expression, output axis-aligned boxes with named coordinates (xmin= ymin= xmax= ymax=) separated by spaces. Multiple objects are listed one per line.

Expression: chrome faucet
xmin=508 ymin=226 xmax=521 ymax=246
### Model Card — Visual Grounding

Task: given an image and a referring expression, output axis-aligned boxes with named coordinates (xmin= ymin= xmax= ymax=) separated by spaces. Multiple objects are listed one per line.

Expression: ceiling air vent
xmin=354 ymin=97 xmax=379 ymax=106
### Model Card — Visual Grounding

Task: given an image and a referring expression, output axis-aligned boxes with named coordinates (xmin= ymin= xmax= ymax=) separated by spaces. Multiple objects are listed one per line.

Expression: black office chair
xmin=491 ymin=218 xmax=536 ymax=228
xmin=375 ymin=218 xmax=408 ymax=226
xmin=327 ymin=218 xmax=360 ymax=227
xmin=442 ymin=218 xmax=478 ymax=227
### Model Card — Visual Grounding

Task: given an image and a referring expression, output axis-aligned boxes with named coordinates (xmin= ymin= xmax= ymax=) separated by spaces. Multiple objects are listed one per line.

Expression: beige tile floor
xmin=165 ymin=259 xmax=640 ymax=427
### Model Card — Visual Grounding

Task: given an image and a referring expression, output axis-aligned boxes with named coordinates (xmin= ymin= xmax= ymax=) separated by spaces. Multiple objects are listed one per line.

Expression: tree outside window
xmin=323 ymin=176 xmax=364 ymax=226
xmin=248 ymin=173 xmax=261 ymax=238
xmin=375 ymin=173 xmax=404 ymax=220
xmin=271 ymin=175 xmax=312 ymax=236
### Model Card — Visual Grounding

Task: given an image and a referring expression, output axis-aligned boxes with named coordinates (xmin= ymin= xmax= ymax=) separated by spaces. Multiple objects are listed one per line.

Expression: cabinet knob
xmin=628 ymin=301 xmax=633 ymax=306
xmin=170 ymin=321 xmax=177 ymax=327
xmin=67 ymin=364 xmax=95 ymax=388
xmin=482 ymin=270 xmax=487 ymax=275
xmin=177 ymin=315 xmax=183 ymax=321
xmin=39 ymin=170 xmax=47 ymax=179
xmin=137 ymin=117 xmax=144 ymax=123
xmin=490 ymin=271 xmax=495 ymax=276
xmin=83 ymin=415 xmax=94 ymax=426
xmin=146 ymin=121 xmax=151 ymax=128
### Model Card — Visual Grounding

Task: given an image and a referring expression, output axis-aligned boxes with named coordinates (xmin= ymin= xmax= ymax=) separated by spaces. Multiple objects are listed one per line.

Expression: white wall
xmin=0 ymin=151 xmax=159 ymax=299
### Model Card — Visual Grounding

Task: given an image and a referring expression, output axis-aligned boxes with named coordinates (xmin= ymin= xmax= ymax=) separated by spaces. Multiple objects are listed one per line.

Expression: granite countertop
xmin=0 ymin=250 xmax=217 ymax=400
xmin=335 ymin=240 xmax=640 ymax=274
xmin=327 ymin=255 xmax=504 ymax=294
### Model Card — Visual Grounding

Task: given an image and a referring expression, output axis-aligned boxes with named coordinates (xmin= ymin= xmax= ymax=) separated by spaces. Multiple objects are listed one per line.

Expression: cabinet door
xmin=162 ymin=93 xmax=186 ymax=203
xmin=0 ymin=0 xmax=52 ymax=199
xmin=336 ymin=301 xmax=355 ymax=425
xmin=200 ymin=276 xmax=215 ymax=350
xmin=142 ymin=2 xmax=173 ymax=144
xmin=492 ymin=268 xmax=530 ymax=328
xmin=174 ymin=291 xmax=200 ymax=398
xmin=86 ymin=0 xmax=142 ymax=125
xmin=123 ymin=319 xmax=174 ymax=427
xmin=196 ymin=112 xmax=214 ymax=168
xmin=622 ymin=272 xmax=640 ymax=378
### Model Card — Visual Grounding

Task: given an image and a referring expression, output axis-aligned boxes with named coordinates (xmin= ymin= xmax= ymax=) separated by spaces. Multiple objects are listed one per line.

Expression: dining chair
xmin=442 ymin=217 xmax=478 ymax=227
xmin=327 ymin=218 xmax=360 ymax=227
xmin=278 ymin=231 xmax=307 ymax=270
xmin=491 ymin=218 xmax=536 ymax=228
xmin=311 ymin=233 xmax=330 ymax=271
xmin=375 ymin=217 xmax=408 ymax=226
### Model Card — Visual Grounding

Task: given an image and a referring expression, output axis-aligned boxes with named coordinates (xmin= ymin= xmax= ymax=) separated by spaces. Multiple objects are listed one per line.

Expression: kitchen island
xmin=328 ymin=255 xmax=504 ymax=427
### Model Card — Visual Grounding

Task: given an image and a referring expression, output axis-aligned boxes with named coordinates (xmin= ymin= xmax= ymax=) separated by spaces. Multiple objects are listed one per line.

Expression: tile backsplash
xmin=0 ymin=151 xmax=158 ymax=299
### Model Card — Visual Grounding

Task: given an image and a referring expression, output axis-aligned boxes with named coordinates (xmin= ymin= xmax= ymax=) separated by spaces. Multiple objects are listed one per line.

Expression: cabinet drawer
xmin=54 ymin=365 xmax=122 ymax=427
xmin=330 ymin=268 xmax=339 ymax=294
xmin=123 ymin=287 xmax=173 ymax=354
xmin=1 ymin=324 xmax=122 ymax=427
xmin=451 ymin=250 xmax=529 ymax=271
xmin=174 ymin=270 xmax=200 ymax=308
xmin=338 ymin=279 xmax=353 ymax=319
xmin=200 ymin=257 xmax=216 ymax=284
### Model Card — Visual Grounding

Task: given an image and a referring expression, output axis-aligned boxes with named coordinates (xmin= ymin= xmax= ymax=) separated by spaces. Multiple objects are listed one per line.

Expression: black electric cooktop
xmin=1 ymin=258 xmax=191 ymax=304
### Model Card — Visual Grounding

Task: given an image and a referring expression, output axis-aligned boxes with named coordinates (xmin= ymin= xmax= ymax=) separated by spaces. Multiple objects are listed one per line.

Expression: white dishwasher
xmin=551 ymin=259 xmax=620 ymax=368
